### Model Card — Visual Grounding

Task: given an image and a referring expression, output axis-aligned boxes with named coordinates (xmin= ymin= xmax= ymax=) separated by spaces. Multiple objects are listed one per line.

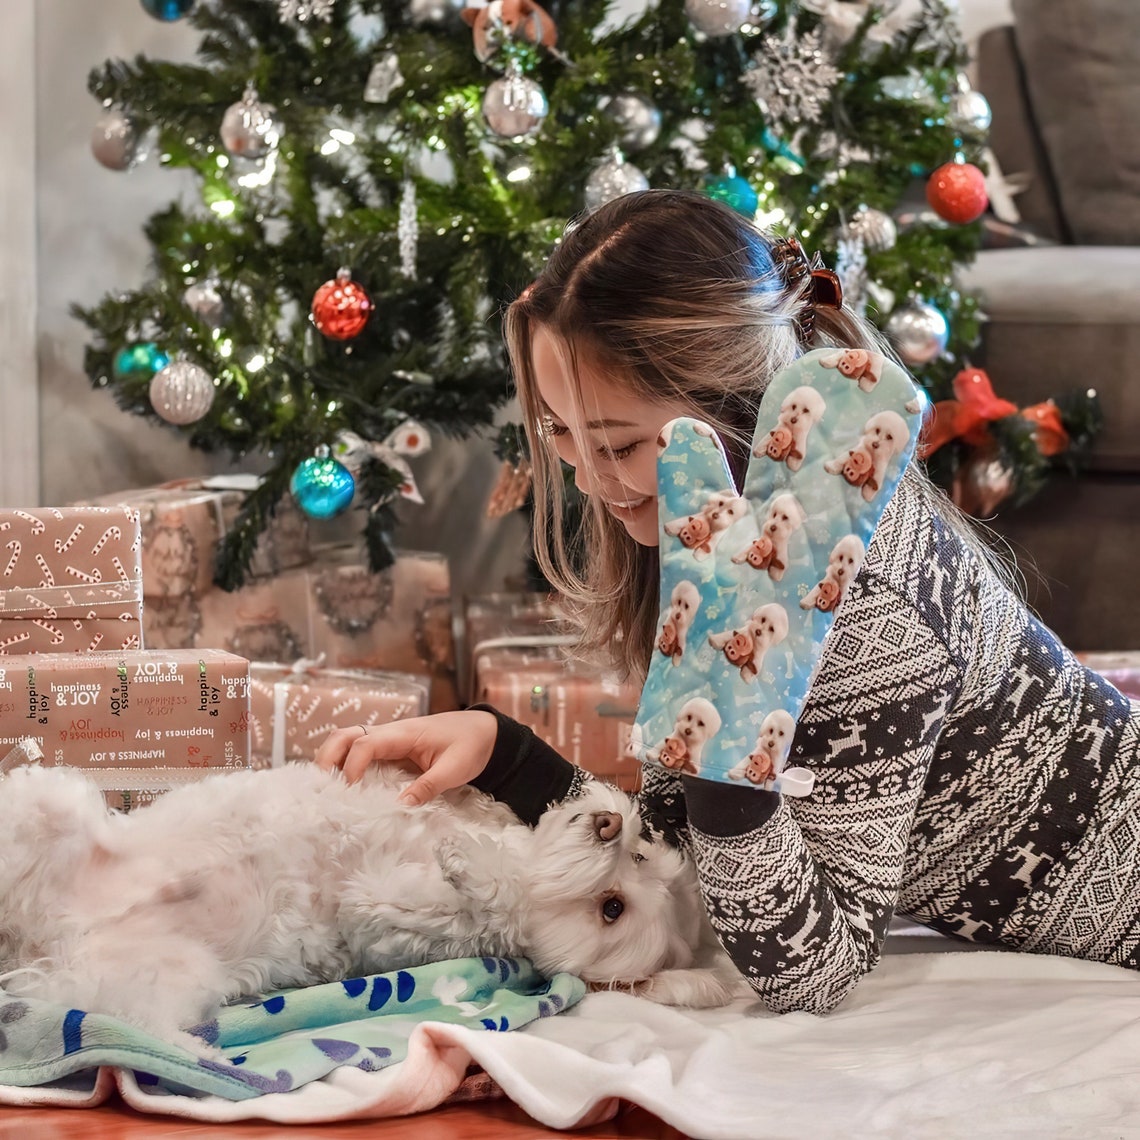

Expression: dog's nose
xmin=592 ymin=811 xmax=623 ymax=842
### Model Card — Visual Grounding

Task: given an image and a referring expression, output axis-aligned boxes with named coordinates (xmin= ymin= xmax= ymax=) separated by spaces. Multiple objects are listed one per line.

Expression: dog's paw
xmin=435 ymin=837 xmax=468 ymax=888
xmin=635 ymin=967 xmax=744 ymax=1009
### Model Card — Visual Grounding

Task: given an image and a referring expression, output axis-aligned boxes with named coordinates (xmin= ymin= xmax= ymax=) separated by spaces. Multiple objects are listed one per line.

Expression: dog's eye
xmin=602 ymin=896 xmax=625 ymax=923
xmin=632 ymin=852 xmax=646 ymax=864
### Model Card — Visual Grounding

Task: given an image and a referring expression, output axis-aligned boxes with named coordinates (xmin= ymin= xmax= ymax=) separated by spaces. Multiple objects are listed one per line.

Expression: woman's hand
xmin=312 ymin=710 xmax=499 ymax=806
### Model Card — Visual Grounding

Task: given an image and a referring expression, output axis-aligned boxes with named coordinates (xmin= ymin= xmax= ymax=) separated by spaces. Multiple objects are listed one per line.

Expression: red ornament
xmin=926 ymin=161 xmax=989 ymax=224
xmin=1021 ymin=400 xmax=1070 ymax=457
xmin=311 ymin=268 xmax=373 ymax=340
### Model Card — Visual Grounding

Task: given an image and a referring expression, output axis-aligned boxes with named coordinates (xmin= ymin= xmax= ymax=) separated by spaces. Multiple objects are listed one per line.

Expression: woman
xmin=316 ymin=190 xmax=1140 ymax=1014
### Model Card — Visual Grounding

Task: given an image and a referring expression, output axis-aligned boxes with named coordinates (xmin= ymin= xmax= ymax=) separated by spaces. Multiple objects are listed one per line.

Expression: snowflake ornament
xmin=277 ymin=0 xmax=335 ymax=23
xmin=744 ymin=22 xmax=842 ymax=130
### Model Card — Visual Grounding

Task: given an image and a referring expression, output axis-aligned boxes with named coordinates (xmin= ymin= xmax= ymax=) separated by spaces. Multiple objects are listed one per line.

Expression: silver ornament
xmin=835 ymin=235 xmax=868 ymax=318
xmin=149 ymin=359 xmax=216 ymax=425
xmin=884 ymin=300 xmax=949 ymax=365
xmin=584 ymin=151 xmax=649 ymax=212
xmin=844 ymin=206 xmax=897 ymax=252
xmin=684 ymin=0 xmax=751 ymax=37
xmin=91 ymin=108 xmax=145 ymax=171
xmin=604 ymin=93 xmax=662 ymax=153
xmin=482 ymin=69 xmax=548 ymax=140
xmin=220 ymin=84 xmax=282 ymax=161
xmin=398 ymin=178 xmax=418 ymax=280
xmin=949 ymin=87 xmax=992 ymax=134
xmin=364 ymin=52 xmax=404 ymax=103
xmin=182 ymin=279 xmax=226 ymax=329
xmin=277 ymin=0 xmax=335 ymax=21
xmin=407 ymin=0 xmax=464 ymax=27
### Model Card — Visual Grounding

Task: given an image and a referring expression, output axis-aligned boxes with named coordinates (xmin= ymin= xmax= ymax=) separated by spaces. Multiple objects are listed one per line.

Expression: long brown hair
xmin=504 ymin=190 xmax=999 ymax=682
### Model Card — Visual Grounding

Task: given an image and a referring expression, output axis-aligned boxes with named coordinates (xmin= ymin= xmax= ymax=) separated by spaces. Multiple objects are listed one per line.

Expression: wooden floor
xmin=0 ymin=1098 xmax=687 ymax=1138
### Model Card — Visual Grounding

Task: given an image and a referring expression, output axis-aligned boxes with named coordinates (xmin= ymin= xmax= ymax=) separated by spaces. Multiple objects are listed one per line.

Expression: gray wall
xmin=33 ymin=0 xmax=528 ymax=597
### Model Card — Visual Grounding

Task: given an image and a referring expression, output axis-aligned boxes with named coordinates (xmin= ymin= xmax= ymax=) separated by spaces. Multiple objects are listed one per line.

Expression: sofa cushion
xmin=1011 ymin=0 xmax=1140 ymax=245
xmin=958 ymin=246 xmax=1140 ymax=472
xmin=975 ymin=26 xmax=1067 ymax=243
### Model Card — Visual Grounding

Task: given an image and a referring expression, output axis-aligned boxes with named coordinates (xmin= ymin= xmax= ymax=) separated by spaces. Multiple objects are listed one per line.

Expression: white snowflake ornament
xmin=743 ymin=21 xmax=841 ymax=130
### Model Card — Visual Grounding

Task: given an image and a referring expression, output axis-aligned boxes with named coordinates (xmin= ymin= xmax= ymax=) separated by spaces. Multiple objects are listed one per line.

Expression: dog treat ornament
xmin=630 ymin=347 xmax=925 ymax=791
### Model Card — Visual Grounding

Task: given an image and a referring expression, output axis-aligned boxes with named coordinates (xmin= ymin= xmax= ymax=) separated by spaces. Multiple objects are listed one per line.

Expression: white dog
xmin=650 ymin=697 xmax=723 ymax=776
xmin=801 ymin=534 xmax=866 ymax=613
xmin=0 ymin=764 xmax=740 ymax=1047
xmin=708 ymin=603 xmax=790 ymax=683
xmin=727 ymin=710 xmax=797 ymax=786
xmin=664 ymin=491 xmax=748 ymax=561
xmin=657 ymin=579 xmax=701 ymax=665
xmin=754 ymin=386 xmax=827 ymax=473
xmin=824 ymin=410 xmax=911 ymax=502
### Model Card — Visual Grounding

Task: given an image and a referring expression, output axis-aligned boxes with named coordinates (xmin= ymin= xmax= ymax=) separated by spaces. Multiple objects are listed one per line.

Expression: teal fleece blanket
xmin=0 ymin=957 xmax=584 ymax=1101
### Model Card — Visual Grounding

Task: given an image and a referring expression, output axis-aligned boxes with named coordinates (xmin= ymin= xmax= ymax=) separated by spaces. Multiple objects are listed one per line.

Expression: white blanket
xmin=10 ymin=948 xmax=1140 ymax=1137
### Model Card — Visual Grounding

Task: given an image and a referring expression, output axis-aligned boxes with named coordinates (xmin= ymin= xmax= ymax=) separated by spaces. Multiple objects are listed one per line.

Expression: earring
xmin=540 ymin=413 xmax=557 ymax=437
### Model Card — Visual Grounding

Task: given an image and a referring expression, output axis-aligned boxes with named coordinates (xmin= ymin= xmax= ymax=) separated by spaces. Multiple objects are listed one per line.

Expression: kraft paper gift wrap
xmin=474 ymin=642 xmax=642 ymax=790
xmin=0 ymin=648 xmax=250 ymax=793
xmin=80 ymin=476 xmax=311 ymax=599
xmin=0 ymin=507 xmax=143 ymax=654
xmin=461 ymin=592 xmax=572 ymax=704
xmin=248 ymin=661 xmax=431 ymax=768
xmin=144 ymin=546 xmax=457 ymax=713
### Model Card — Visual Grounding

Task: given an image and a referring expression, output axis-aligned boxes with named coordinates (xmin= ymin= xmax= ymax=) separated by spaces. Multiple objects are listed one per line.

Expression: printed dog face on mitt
xmin=730 ymin=493 xmax=804 ymax=581
xmin=819 ymin=348 xmax=884 ymax=393
xmin=728 ymin=710 xmax=796 ymax=785
xmin=708 ymin=602 xmax=789 ymax=683
xmin=754 ymin=386 xmax=827 ymax=473
xmin=801 ymin=534 xmax=865 ymax=614
xmin=664 ymin=491 xmax=747 ymax=561
xmin=824 ymin=410 xmax=910 ymax=502
xmin=657 ymin=696 xmax=723 ymax=773
xmin=657 ymin=579 xmax=700 ymax=665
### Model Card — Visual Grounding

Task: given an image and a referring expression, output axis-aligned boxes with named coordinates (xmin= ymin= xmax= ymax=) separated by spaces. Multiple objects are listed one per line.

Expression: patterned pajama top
xmin=472 ymin=477 xmax=1140 ymax=1013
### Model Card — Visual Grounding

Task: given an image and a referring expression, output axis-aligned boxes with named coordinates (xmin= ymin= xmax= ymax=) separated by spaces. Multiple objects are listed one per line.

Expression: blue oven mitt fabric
xmin=630 ymin=347 xmax=926 ymax=790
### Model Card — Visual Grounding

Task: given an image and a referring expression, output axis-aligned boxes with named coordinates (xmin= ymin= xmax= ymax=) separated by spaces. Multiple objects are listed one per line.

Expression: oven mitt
xmin=629 ymin=347 xmax=926 ymax=791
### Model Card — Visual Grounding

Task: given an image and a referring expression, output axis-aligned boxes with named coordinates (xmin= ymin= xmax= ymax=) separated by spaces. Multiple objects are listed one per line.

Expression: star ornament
xmin=743 ymin=23 xmax=842 ymax=129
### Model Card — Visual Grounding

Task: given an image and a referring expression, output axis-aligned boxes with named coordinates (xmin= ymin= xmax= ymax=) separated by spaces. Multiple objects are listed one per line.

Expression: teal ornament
xmin=114 ymin=342 xmax=170 ymax=380
xmin=141 ymin=0 xmax=195 ymax=18
xmin=291 ymin=454 xmax=356 ymax=519
xmin=707 ymin=172 xmax=759 ymax=218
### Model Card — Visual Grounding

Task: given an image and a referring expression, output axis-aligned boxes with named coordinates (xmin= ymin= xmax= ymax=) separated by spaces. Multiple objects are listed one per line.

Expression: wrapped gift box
xmin=1077 ymin=652 xmax=1140 ymax=701
xmin=249 ymin=662 xmax=430 ymax=768
xmin=0 ymin=648 xmax=250 ymax=790
xmin=79 ymin=476 xmax=311 ymax=599
xmin=0 ymin=506 xmax=143 ymax=654
xmin=474 ymin=642 xmax=642 ymax=790
xmin=461 ymin=592 xmax=572 ymax=704
xmin=144 ymin=546 xmax=458 ymax=713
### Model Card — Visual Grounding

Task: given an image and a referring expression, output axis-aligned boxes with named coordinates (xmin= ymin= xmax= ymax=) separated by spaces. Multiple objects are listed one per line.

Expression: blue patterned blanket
xmin=0 ymin=957 xmax=583 ymax=1101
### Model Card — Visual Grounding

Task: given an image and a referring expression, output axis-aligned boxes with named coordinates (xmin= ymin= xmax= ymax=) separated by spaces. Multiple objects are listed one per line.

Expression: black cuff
xmin=468 ymin=703 xmax=579 ymax=826
xmin=682 ymin=775 xmax=782 ymax=838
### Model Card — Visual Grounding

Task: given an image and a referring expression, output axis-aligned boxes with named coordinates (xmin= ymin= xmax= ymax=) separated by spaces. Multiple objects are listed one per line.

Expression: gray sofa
xmin=957 ymin=0 xmax=1140 ymax=650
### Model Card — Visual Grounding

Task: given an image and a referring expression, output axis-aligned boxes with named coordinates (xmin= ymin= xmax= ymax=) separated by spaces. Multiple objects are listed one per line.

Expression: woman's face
xmin=530 ymin=325 xmax=690 ymax=548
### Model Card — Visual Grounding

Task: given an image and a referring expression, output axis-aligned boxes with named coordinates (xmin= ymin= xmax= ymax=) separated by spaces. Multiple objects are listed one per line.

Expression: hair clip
xmin=770 ymin=236 xmax=844 ymax=344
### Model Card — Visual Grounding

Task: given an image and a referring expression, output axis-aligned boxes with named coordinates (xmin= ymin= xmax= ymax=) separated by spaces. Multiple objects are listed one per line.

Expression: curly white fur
xmin=0 ymin=764 xmax=739 ymax=1044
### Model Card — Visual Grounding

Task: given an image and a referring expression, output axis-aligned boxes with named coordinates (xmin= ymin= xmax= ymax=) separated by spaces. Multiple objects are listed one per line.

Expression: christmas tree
xmin=76 ymin=0 xmax=1099 ymax=589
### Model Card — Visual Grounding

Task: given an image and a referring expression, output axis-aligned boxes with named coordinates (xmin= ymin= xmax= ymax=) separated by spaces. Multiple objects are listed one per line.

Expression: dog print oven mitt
xmin=629 ymin=347 xmax=925 ymax=792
